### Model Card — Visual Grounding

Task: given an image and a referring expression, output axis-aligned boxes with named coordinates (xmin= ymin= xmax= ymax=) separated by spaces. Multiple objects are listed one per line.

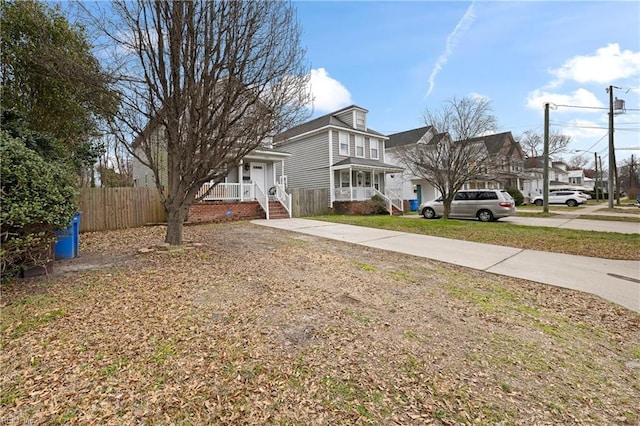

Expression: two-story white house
xmin=386 ymin=128 xmax=527 ymax=208
xmin=273 ymin=105 xmax=404 ymax=213
xmin=522 ymin=158 xmax=593 ymax=200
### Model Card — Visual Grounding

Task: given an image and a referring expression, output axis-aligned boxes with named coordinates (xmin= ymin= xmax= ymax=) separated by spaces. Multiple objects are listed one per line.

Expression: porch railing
xmin=274 ymin=183 xmax=292 ymax=217
xmin=255 ymin=184 xmax=269 ymax=220
xmin=197 ymin=182 xmax=255 ymax=202
xmin=372 ymin=189 xmax=394 ymax=215
xmin=384 ymin=188 xmax=404 ymax=213
xmin=334 ymin=187 xmax=376 ymax=201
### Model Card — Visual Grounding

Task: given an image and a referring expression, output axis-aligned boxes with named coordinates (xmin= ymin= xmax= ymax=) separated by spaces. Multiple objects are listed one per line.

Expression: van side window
xmin=454 ymin=192 xmax=467 ymax=200
xmin=479 ymin=191 xmax=498 ymax=200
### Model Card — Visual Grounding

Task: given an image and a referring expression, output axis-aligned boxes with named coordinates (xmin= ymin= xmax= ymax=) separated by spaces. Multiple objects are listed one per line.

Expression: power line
xmin=553 ymin=104 xmax=607 ymax=111
xmin=549 ymin=121 xmax=640 ymax=131
xmin=584 ymin=132 xmax=608 ymax=153
xmin=552 ymin=103 xmax=640 ymax=112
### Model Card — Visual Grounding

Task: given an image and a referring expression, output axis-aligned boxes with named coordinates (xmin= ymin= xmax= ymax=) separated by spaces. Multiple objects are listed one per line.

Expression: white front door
xmin=250 ymin=162 xmax=267 ymax=195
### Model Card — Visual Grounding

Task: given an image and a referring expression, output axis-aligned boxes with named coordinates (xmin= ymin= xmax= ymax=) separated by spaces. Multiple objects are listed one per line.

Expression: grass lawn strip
xmin=312 ymin=215 xmax=640 ymax=261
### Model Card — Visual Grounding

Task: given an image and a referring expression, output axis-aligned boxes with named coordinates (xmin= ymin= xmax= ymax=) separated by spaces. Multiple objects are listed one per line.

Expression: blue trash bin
xmin=409 ymin=199 xmax=419 ymax=211
xmin=54 ymin=212 xmax=82 ymax=260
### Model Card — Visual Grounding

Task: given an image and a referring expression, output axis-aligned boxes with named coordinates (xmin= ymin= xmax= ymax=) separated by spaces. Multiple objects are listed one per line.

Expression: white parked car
xmin=532 ymin=191 xmax=587 ymax=207
xmin=419 ymin=189 xmax=516 ymax=222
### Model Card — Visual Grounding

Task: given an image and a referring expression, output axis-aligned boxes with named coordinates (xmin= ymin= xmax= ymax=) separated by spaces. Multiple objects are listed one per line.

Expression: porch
xmin=195 ymin=180 xmax=291 ymax=220
xmin=332 ymin=159 xmax=404 ymax=215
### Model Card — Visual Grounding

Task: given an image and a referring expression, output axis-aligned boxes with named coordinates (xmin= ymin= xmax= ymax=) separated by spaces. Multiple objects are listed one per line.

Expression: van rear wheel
xmin=477 ymin=209 xmax=494 ymax=222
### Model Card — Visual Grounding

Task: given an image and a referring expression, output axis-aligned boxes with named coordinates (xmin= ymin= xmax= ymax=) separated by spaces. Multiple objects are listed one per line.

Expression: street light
xmin=575 ymin=149 xmax=601 ymax=201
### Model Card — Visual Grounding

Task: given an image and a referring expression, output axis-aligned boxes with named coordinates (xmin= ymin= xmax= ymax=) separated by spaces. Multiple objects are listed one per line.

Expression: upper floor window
xmin=339 ymin=132 xmax=349 ymax=156
xmin=370 ymin=138 xmax=379 ymax=159
xmin=355 ymin=135 xmax=364 ymax=157
xmin=355 ymin=111 xmax=366 ymax=129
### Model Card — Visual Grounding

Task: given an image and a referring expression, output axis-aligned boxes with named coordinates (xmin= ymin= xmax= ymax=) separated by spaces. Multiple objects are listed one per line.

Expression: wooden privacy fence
xmin=78 ymin=187 xmax=165 ymax=232
xmin=290 ymin=188 xmax=329 ymax=217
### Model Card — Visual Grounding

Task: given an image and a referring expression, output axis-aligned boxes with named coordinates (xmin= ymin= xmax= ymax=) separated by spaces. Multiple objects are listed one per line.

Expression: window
xmin=355 ymin=135 xmax=364 ymax=157
xmin=339 ymin=132 xmax=349 ymax=155
xmin=478 ymin=191 xmax=498 ymax=200
xmin=370 ymin=138 xmax=379 ymax=159
xmin=355 ymin=111 xmax=366 ymax=129
xmin=340 ymin=170 xmax=350 ymax=187
xmin=373 ymin=174 xmax=380 ymax=190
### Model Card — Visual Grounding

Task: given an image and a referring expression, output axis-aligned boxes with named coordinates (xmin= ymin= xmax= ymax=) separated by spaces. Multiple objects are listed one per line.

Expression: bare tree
xmin=98 ymin=1 xmax=310 ymax=244
xmin=566 ymin=154 xmax=589 ymax=170
xmin=516 ymin=129 xmax=571 ymax=158
xmin=394 ymin=96 xmax=498 ymax=219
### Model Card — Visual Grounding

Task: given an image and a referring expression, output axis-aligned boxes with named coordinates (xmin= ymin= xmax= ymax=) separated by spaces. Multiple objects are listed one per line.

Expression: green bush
xmin=0 ymin=132 xmax=78 ymax=278
xmin=506 ymin=187 xmax=524 ymax=206
xmin=370 ymin=194 xmax=389 ymax=215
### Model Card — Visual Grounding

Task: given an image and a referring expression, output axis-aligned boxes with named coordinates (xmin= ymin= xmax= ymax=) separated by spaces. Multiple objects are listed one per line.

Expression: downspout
xmin=328 ymin=130 xmax=334 ymax=208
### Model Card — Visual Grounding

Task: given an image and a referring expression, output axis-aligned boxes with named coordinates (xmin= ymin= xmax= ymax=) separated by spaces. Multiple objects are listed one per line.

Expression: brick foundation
xmin=187 ymin=201 xmax=265 ymax=224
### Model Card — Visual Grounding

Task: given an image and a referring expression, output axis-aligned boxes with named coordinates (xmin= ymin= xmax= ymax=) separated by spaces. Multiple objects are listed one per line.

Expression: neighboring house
xmin=568 ymin=169 xmax=585 ymax=186
xmin=523 ymin=158 xmax=591 ymax=200
xmin=385 ymin=125 xmax=442 ymax=205
xmin=463 ymin=132 xmax=527 ymax=191
xmin=132 ymin=135 xmax=293 ymax=221
xmin=386 ymin=129 xmax=527 ymax=206
xmin=273 ymin=105 xmax=404 ymax=213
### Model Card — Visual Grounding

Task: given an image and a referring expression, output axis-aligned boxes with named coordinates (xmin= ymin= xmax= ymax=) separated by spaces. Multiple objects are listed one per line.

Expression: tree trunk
xmin=442 ymin=202 xmax=451 ymax=219
xmin=165 ymin=204 xmax=188 ymax=245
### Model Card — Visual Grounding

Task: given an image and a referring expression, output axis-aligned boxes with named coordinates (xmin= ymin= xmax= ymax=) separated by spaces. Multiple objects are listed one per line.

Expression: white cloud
xmin=469 ymin=92 xmax=491 ymax=102
xmin=425 ymin=1 xmax=476 ymax=98
xmin=549 ymin=43 xmax=640 ymax=86
xmin=307 ymin=68 xmax=352 ymax=113
xmin=526 ymin=88 xmax=604 ymax=111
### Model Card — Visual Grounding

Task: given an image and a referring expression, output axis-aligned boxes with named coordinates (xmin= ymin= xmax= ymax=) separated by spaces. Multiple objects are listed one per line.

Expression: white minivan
xmin=419 ymin=189 xmax=516 ymax=222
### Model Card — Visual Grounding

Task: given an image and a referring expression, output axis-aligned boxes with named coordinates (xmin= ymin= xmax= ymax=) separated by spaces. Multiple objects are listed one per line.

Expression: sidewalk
xmin=252 ymin=218 xmax=640 ymax=313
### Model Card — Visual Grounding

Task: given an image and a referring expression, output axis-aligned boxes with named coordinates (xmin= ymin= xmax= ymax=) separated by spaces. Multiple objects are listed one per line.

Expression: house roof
xmin=243 ymin=146 xmax=291 ymax=161
xmin=332 ymin=157 xmax=404 ymax=173
xmin=273 ymin=105 xmax=386 ymax=143
xmin=386 ymin=126 xmax=434 ymax=148
xmin=463 ymin=131 xmax=519 ymax=155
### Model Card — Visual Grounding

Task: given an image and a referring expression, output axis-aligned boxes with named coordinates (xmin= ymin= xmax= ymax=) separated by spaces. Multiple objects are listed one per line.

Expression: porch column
xmin=349 ymin=167 xmax=354 ymax=201
xmin=239 ymin=164 xmax=244 ymax=201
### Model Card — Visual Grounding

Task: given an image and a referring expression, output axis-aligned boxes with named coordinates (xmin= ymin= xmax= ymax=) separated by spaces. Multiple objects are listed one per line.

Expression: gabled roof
xmin=464 ymin=131 xmax=518 ymax=155
xmin=386 ymin=126 xmax=434 ymax=148
xmin=424 ymin=132 xmax=449 ymax=146
xmin=273 ymin=105 xmax=385 ymax=143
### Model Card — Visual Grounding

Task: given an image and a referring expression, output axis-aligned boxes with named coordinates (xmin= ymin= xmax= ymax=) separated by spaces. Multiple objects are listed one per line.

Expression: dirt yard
xmin=1 ymin=222 xmax=639 ymax=425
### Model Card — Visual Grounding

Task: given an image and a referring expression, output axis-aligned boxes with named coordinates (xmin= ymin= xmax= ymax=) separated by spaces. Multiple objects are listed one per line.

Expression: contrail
xmin=425 ymin=1 xmax=476 ymax=98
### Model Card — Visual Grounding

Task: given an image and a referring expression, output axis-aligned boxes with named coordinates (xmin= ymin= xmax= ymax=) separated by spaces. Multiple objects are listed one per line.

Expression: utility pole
xmin=593 ymin=152 xmax=599 ymax=201
xmin=543 ymin=103 xmax=550 ymax=213
xmin=608 ymin=85 xmax=615 ymax=208
xmin=598 ymin=155 xmax=604 ymax=203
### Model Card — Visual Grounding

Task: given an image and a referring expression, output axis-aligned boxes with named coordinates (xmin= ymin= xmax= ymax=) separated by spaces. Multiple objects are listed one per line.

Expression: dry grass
xmin=1 ymin=223 xmax=639 ymax=425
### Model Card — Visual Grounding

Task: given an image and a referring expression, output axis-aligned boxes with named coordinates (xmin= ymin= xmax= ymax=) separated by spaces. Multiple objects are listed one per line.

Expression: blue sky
xmin=295 ymin=1 xmax=640 ymax=164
